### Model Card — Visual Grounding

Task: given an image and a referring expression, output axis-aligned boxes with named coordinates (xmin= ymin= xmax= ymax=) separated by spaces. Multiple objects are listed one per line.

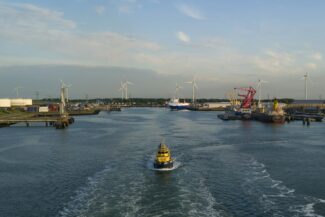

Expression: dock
xmin=0 ymin=114 xmax=74 ymax=129
xmin=96 ymin=104 xmax=121 ymax=112
xmin=0 ymin=82 xmax=74 ymax=129
xmin=284 ymin=103 xmax=325 ymax=113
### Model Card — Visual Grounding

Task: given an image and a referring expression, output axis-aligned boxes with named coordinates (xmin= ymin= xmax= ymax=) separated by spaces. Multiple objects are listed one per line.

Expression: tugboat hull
xmin=154 ymin=161 xmax=174 ymax=169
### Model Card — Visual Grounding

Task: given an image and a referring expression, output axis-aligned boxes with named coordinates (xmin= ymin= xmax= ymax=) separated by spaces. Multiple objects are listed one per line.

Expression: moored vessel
xmin=167 ymin=83 xmax=190 ymax=110
xmin=167 ymin=98 xmax=190 ymax=110
xmin=218 ymin=87 xmax=256 ymax=120
xmin=252 ymin=99 xmax=285 ymax=123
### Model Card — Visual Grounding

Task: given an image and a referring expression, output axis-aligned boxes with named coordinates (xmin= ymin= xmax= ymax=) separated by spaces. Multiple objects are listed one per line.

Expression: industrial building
xmin=0 ymin=98 xmax=33 ymax=108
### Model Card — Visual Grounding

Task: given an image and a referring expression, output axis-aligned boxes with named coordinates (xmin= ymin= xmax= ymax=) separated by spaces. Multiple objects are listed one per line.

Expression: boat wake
xmin=57 ymin=162 xmax=146 ymax=217
xmin=146 ymin=157 xmax=181 ymax=171
xmin=243 ymin=157 xmax=325 ymax=217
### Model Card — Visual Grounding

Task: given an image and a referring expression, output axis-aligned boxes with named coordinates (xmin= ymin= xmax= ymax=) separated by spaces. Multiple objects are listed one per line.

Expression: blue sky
xmin=0 ymin=0 xmax=324 ymax=98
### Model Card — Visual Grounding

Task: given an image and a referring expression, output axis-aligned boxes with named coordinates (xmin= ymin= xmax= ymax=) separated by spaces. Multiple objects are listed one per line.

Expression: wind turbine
xmin=14 ymin=86 xmax=23 ymax=98
xmin=185 ymin=78 xmax=198 ymax=104
xmin=60 ymin=80 xmax=71 ymax=103
xmin=59 ymin=81 xmax=66 ymax=115
xmin=302 ymin=72 xmax=310 ymax=100
xmin=64 ymin=84 xmax=72 ymax=103
xmin=34 ymin=90 xmax=40 ymax=100
xmin=118 ymin=81 xmax=125 ymax=100
xmin=174 ymin=83 xmax=183 ymax=99
xmin=124 ymin=81 xmax=134 ymax=100
xmin=256 ymin=79 xmax=268 ymax=107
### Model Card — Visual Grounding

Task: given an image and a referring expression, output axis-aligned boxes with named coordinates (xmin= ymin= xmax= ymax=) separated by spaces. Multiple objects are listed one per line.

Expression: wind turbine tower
xmin=59 ymin=82 xmax=66 ymax=115
xmin=174 ymin=83 xmax=182 ymax=99
xmin=185 ymin=78 xmax=198 ymax=104
xmin=14 ymin=87 xmax=23 ymax=98
xmin=119 ymin=81 xmax=125 ymax=100
xmin=60 ymin=80 xmax=71 ymax=103
xmin=124 ymin=81 xmax=134 ymax=100
xmin=303 ymin=72 xmax=308 ymax=100
xmin=34 ymin=91 xmax=40 ymax=100
xmin=257 ymin=79 xmax=268 ymax=107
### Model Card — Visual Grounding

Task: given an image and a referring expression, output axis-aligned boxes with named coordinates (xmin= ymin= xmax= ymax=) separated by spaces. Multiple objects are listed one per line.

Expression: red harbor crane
xmin=234 ymin=87 xmax=256 ymax=109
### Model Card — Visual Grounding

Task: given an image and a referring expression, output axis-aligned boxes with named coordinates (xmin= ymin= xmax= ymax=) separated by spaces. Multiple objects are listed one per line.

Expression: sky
xmin=0 ymin=0 xmax=324 ymax=99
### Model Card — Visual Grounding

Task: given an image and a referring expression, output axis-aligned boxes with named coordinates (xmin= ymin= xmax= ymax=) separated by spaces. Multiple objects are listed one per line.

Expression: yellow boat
xmin=154 ymin=143 xmax=174 ymax=169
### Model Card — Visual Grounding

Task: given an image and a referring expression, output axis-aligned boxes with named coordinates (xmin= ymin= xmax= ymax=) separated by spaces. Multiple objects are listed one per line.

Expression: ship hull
xmin=217 ymin=113 xmax=242 ymax=121
xmin=154 ymin=161 xmax=174 ymax=169
xmin=218 ymin=110 xmax=251 ymax=121
xmin=168 ymin=102 xmax=190 ymax=110
xmin=252 ymin=112 xmax=285 ymax=124
xmin=169 ymin=105 xmax=189 ymax=110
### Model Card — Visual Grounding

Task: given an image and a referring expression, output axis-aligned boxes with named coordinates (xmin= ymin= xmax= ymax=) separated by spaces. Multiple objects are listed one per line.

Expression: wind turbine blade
xmin=125 ymin=81 xmax=134 ymax=85
xmin=184 ymin=81 xmax=192 ymax=84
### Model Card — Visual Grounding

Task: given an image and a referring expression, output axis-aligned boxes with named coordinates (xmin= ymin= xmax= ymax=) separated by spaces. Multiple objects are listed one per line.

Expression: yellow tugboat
xmin=154 ymin=143 xmax=174 ymax=169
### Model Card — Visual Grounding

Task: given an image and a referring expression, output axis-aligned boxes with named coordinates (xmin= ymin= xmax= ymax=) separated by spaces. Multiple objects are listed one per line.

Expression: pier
xmin=97 ymin=104 xmax=122 ymax=111
xmin=0 ymin=81 xmax=74 ymax=129
xmin=0 ymin=115 xmax=74 ymax=129
xmin=284 ymin=103 xmax=325 ymax=113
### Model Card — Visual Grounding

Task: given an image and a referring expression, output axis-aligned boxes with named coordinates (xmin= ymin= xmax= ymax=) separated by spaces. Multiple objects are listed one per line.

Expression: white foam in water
xmin=177 ymin=175 xmax=224 ymax=217
xmin=290 ymin=198 xmax=325 ymax=217
xmin=244 ymin=157 xmax=325 ymax=217
xmin=58 ymin=164 xmax=113 ymax=217
xmin=58 ymin=162 xmax=148 ymax=217
xmin=169 ymin=157 xmax=226 ymax=217
xmin=147 ymin=157 xmax=181 ymax=171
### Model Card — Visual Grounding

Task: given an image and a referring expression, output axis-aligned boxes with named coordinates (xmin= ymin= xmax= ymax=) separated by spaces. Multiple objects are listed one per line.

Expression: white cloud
xmin=1 ymin=1 xmax=324 ymax=96
xmin=253 ymin=50 xmax=296 ymax=74
xmin=118 ymin=0 xmax=142 ymax=14
xmin=306 ymin=62 xmax=317 ymax=70
xmin=252 ymin=49 xmax=324 ymax=77
xmin=10 ymin=3 xmax=76 ymax=29
xmin=177 ymin=4 xmax=205 ymax=20
xmin=95 ymin=5 xmax=105 ymax=15
xmin=0 ymin=2 xmax=161 ymax=67
xmin=177 ymin=31 xmax=191 ymax=43
xmin=118 ymin=4 xmax=131 ymax=13
xmin=311 ymin=52 xmax=322 ymax=61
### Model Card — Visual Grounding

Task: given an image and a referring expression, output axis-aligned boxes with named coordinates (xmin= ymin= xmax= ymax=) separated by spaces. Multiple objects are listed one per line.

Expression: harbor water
xmin=0 ymin=108 xmax=325 ymax=217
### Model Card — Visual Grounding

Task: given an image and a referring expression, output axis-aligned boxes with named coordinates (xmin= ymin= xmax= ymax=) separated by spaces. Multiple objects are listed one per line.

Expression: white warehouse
xmin=0 ymin=99 xmax=33 ymax=108
xmin=0 ymin=99 xmax=11 ymax=108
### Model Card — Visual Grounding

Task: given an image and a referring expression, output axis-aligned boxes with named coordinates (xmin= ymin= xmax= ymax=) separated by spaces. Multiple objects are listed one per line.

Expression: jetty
xmin=0 ymin=115 xmax=74 ymax=128
xmin=96 ymin=104 xmax=121 ymax=111
xmin=0 ymin=82 xmax=74 ymax=129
